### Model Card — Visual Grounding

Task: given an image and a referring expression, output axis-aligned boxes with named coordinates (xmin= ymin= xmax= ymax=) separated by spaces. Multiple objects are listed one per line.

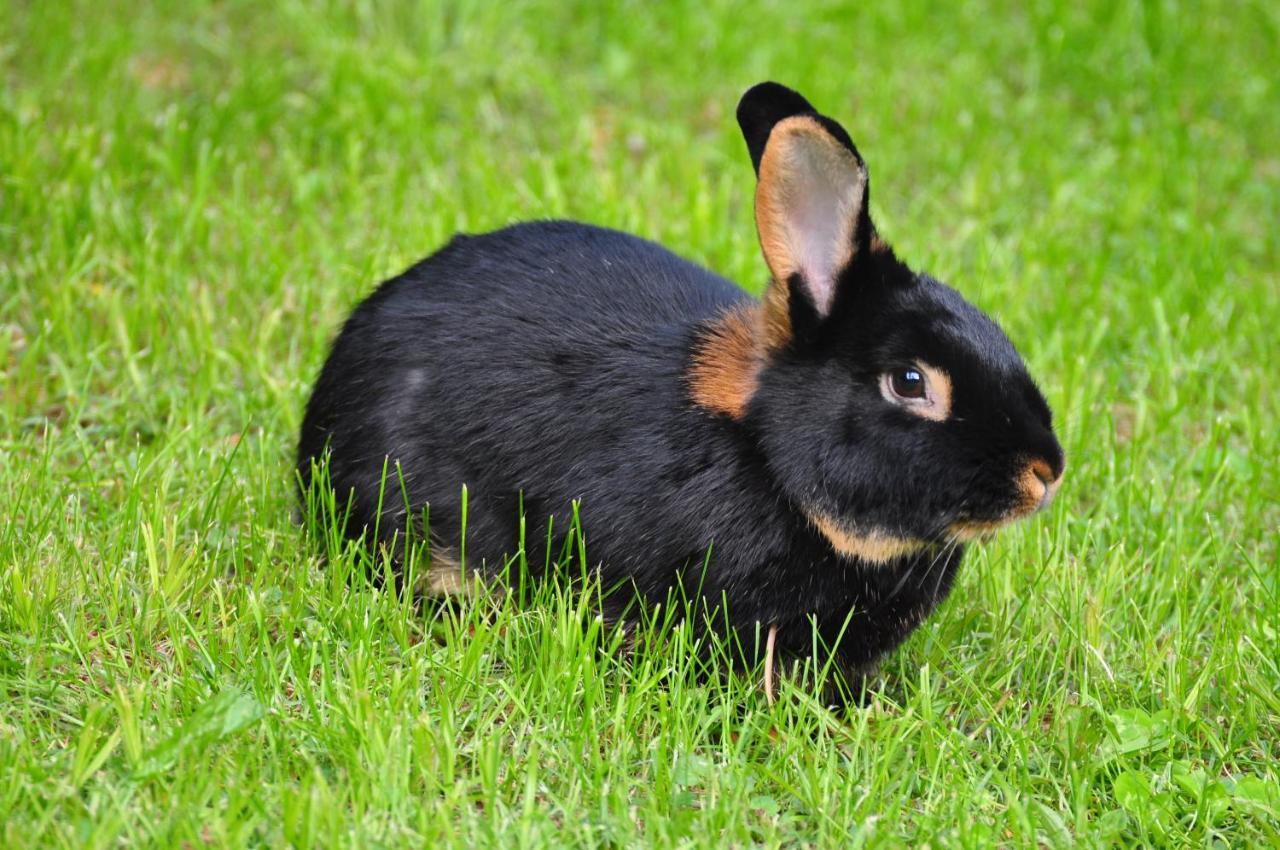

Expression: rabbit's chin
xmin=947 ymin=519 xmax=1013 ymax=543
xmin=947 ymin=498 xmax=1056 ymax=542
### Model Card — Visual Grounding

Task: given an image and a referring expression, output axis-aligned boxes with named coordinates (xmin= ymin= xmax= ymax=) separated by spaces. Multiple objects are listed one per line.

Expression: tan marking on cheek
xmin=687 ymin=304 xmax=766 ymax=419
xmin=869 ymin=233 xmax=890 ymax=254
xmin=809 ymin=512 xmax=929 ymax=565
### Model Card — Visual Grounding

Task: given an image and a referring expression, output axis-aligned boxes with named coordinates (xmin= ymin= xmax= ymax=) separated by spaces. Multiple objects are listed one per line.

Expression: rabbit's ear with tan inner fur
xmin=736 ymin=82 xmax=879 ymax=348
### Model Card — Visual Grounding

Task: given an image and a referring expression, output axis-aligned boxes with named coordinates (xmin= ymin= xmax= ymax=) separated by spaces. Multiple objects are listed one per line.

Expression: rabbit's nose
xmin=1030 ymin=459 xmax=1055 ymax=487
xmin=1026 ymin=457 xmax=1063 ymax=511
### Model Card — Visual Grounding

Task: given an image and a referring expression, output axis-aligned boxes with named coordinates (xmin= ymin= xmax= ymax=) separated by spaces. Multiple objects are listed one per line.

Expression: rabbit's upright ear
xmin=737 ymin=82 xmax=876 ymax=348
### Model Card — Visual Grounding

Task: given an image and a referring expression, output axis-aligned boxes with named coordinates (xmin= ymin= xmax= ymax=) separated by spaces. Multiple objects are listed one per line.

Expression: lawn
xmin=1 ymin=0 xmax=1277 ymax=846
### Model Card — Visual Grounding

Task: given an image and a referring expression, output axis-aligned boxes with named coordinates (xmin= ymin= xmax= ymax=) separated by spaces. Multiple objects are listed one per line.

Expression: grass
xmin=1 ymin=0 xmax=1277 ymax=846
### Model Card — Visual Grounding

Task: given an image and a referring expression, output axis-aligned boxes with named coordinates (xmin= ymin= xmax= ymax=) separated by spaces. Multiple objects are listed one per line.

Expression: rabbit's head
xmin=689 ymin=82 xmax=1064 ymax=563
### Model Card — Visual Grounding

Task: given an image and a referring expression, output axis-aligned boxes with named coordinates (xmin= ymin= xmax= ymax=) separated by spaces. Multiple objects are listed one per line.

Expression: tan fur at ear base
xmin=755 ymin=115 xmax=868 ymax=342
xmin=760 ymin=279 xmax=793 ymax=352
xmin=687 ymin=304 xmax=766 ymax=419
xmin=809 ymin=513 xmax=930 ymax=565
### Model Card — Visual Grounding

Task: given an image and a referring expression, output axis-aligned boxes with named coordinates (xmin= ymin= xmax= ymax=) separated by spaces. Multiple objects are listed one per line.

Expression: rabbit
xmin=297 ymin=81 xmax=1065 ymax=699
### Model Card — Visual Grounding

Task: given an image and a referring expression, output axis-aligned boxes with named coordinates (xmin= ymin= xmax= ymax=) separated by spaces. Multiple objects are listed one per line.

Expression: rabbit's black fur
xmin=298 ymin=82 xmax=1064 ymax=692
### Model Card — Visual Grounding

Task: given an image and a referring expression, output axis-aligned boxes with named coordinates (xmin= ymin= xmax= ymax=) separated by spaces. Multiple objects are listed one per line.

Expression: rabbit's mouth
xmin=948 ymin=457 xmax=1064 ymax=540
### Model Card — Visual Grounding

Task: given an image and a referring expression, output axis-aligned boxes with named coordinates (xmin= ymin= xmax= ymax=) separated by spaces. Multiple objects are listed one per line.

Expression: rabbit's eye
xmin=879 ymin=362 xmax=951 ymax=421
xmin=889 ymin=367 xmax=926 ymax=400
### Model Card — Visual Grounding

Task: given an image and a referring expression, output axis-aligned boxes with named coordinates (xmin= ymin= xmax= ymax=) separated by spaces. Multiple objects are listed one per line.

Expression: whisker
xmin=932 ymin=534 xmax=964 ymax=600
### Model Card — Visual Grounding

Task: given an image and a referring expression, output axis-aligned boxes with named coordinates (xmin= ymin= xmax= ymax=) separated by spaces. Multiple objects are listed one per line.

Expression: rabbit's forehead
xmin=877 ymin=279 xmax=1028 ymax=376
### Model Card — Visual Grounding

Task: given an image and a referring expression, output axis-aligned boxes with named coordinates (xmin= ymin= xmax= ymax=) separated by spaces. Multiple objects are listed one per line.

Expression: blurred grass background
xmin=1 ymin=0 xmax=1277 ymax=846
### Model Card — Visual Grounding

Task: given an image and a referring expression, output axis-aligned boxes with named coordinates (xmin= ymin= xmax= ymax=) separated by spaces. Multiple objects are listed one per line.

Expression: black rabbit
xmin=298 ymin=82 xmax=1064 ymax=697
